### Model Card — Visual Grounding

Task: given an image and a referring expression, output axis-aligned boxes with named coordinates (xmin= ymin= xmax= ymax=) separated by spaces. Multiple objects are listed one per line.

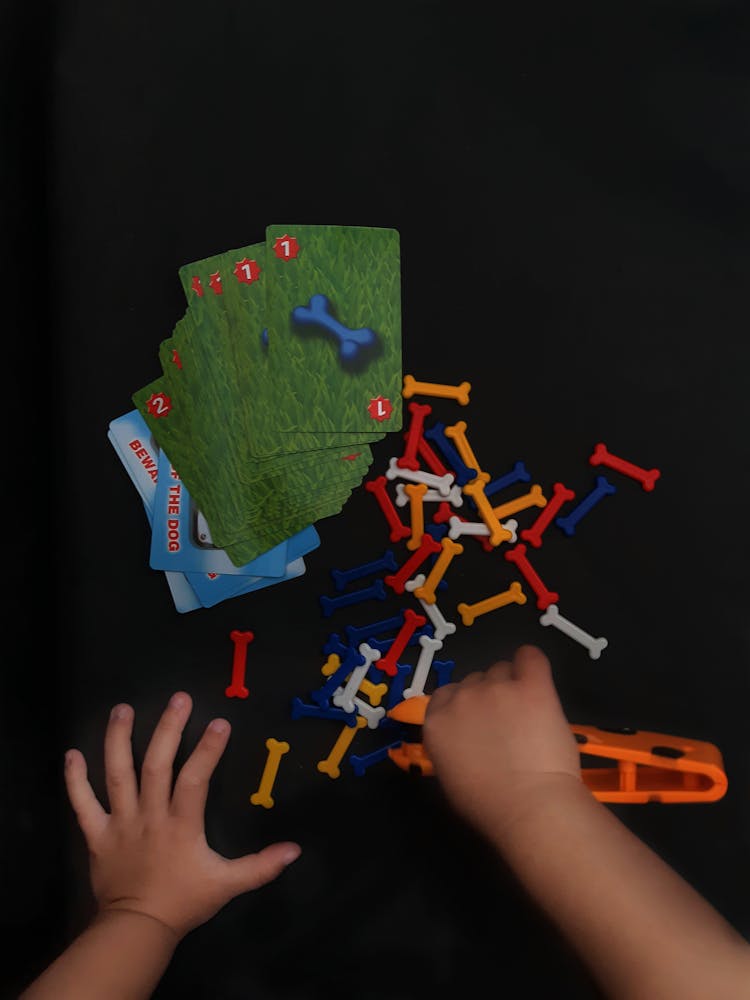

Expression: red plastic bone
xmin=376 ymin=608 xmax=427 ymax=677
xmin=397 ymin=402 xmax=433 ymax=471
xmin=401 ymin=429 xmax=448 ymax=476
xmin=589 ymin=442 xmax=661 ymax=492
xmin=504 ymin=544 xmax=559 ymax=610
xmin=520 ymin=482 xmax=576 ymax=548
xmin=226 ymin=630 xmax=254 ymax=698
xmin=384 ymin=533 xmax=442 ymax=595
xmin=365 ymin=475 xmax=411 ymax=542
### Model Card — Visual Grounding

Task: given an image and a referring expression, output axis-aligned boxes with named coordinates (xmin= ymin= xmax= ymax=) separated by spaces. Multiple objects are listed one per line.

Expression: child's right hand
xmin=423 ymin=644 xmax=584 ymax=845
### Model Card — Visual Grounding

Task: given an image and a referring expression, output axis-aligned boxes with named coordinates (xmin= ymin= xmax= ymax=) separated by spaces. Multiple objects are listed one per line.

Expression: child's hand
xmin=423 ymin=645 xmax=583 ymax=844
xmin=64 ymin=692 xmax=301 ymax=941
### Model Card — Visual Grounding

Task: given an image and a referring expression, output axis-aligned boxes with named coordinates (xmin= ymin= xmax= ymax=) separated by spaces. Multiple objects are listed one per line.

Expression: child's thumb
xmin=226 ymin=841 xmax=302 ymax=896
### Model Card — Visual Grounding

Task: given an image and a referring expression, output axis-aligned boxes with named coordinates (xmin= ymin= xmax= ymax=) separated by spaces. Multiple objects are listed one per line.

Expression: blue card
xmin=109 ymin=409 xmax=319 ymax=611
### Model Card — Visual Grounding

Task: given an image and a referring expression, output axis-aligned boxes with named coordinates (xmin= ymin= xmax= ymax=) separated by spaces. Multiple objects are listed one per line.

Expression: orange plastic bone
xmin=402 ymin=375 xmax=471 ymax=406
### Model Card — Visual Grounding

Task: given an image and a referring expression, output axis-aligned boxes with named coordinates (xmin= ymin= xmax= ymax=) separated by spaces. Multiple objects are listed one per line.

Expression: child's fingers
xmin=139 ymin=692 xmax=193 ymax=816
xmin=485 ymin=660 xmax=514 ymax=683
xmin=104 ymin=703 xmax=138 ymax=818
xmin=170 ymin=719 xmax=231 ymax=823
xmin=64 ymin=748 xmax=108 ymax=843
xmin=223 ymin=842 xmax=301 ymax=897
xmin=511 ymin=644 xmax=553 ymax=685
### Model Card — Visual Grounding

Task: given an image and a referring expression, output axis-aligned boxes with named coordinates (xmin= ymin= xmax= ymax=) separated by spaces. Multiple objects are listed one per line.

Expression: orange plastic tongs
xmin=386 ymin=694 xmax=728 ymax=804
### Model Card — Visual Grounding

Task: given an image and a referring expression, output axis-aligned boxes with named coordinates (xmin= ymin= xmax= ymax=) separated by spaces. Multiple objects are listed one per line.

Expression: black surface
xmin=4 ymin=2 xmax=750 ymax=997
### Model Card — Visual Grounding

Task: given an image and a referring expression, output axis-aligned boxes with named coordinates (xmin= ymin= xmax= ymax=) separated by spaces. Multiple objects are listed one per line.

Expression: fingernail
xmin=209 ymin=718 xmax=229 ymax=734
xmin=64 ymin=750 xmax=74 ymax=767
xmin=282 ymin=844 xmax=302 ymax=866
xmin=169 ymin=693 xmax=187 ymax=710
xmin=110 ymin=704 xmax=129 ymax=721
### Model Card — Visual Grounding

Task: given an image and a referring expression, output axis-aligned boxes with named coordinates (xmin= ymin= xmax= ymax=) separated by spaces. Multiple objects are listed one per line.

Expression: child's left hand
xmin=64 ymin=692 xmax=301 ymax=940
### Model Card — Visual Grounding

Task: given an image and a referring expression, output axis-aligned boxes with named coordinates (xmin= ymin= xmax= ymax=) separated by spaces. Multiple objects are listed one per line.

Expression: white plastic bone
xmin=385 ymin=457 xmax=454 ymax=496
xmin=406 ymin=574 xmax=457 ymax=640
xmin=395 ymin=481 xmax=463 ymax=508
xmin=446 ymin=515 xmax=516 ymax=543
xmin=332 ymin=643 xmax=381 ymax=714
xmin=351 ymin=695 xmax=386 ymax=728
xmin=403 ymin=635 xmax=444 ymax=699
xmin=539 ymin=604 xmax=608 ymax=660
xmin=448 ymin=515 xmax=488 ymax=538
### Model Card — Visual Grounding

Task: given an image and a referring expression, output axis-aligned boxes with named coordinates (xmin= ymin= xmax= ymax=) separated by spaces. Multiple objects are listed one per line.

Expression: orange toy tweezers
xmin=386 ymin=695 xmax=728 ymax=804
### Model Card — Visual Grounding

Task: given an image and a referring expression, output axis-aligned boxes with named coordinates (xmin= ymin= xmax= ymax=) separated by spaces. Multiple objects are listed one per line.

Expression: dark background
xmin=4 ymin=1 xmax=749 ymax=997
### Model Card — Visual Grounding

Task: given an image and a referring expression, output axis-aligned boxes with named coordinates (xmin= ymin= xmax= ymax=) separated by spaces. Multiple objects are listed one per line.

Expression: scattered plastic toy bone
xmin=250 ymin=738 xmax=290 ymax=809
xmin=365 ymin=475 xmax=412 ymax=543
xmin=291 ymin=293 xmax=376 ymax=363
xmin=457 ymin=580 xmax=527 ymax=627
xmin=385 ymin=456 xmax=454 ymax=496
xmin=398 ymin=402 xmax=433 ymax=471
xmin=403 ymin=634 xmax=444 ymax=699
xmin=556 ymin=474 xmax=616 ymax=537
xmin=319 ymin=578 xmax=387 ymax=618
xmin=290 ymin=697 xmax=358 ymax=727
xmin=504 ymin=543 xmax=559 ymax=611
xmin=358 ymin=676 xmax=389 ymax=706
xmin=520 ymin=482 xmax=576 ymax=548
xmin=483 ymin=460 xmax=532 ymax=500
xmin=330 ymin=549 xmax=398 ymax=591
xmin=310 ymin=645 xmax=366 ymax=707
xmin=539 ymin=603 xmax=608 ymax=659
xmin=444 ymin=420 xmax=490 ymax=485
xmin=402 ymin=374 xmax=471 ymax=405
xmin=395 ymin=481 xmax=463 ymax=508
xmin=317 ymin=716 xmax=367 ymax=778
xmin=226 ymin=630 xmax=254 ymax=699
xmin=376 ymin=608 xmax=428 ymax=676
xmin=384 ymin=532 xmax=442 ymax=595
xmin=404 ymin=482 xmax=428 ymax=550
xmin=332 ymin=643 xmax=381 ymax=714
xmin=335 ymin=693 xmax=385 ymax=728
xmin=589 ymin=442 xmax=661 ymax=492
xmin=411 ymin=429 xmax=448 ymax=475
xmin=491 ymin=484 xmax=547 ymax=521
xmin=448 ymin=513 xmax=517 ymax=544
xmin=424 ymin=421 xmax=477 ymax=486
xmin=413 ymin=537 xmax=464 ymax=604
xmin=462 ymin=479 xmax=514 ymax=547
xmin=405 ymin=573 xmax=457 ymax=641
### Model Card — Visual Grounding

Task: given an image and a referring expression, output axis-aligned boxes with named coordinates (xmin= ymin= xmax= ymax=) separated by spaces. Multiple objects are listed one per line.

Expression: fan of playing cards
xmin=109 ymin=224 xmax=403 ymax=612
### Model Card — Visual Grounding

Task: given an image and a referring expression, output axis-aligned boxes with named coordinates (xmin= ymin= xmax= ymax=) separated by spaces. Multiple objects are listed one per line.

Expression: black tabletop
xmin=5 ymin=3 xmax=750 ymax=998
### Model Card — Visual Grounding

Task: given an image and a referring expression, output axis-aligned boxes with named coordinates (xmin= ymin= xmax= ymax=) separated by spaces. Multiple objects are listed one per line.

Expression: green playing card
xmin=218 ymin=240 xmax=385 ymax=462
xmin=263 ymin=223 xmax=403 ymax=436
xmin=180 ymin=242 xmax=376 ymax=501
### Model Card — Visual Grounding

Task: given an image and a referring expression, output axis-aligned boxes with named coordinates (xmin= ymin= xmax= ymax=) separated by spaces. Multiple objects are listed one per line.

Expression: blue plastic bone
xmin=291 ymin=294 xmax=377 ymax=364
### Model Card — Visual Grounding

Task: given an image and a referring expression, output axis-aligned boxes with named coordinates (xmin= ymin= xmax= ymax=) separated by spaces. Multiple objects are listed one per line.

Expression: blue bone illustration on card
xmin=291 ymin=293 xmax=380 ymax=369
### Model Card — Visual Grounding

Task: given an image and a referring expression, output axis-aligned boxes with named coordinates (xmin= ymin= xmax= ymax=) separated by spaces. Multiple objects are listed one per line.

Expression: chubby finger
xmin=511 ymin=644 xmax=553 ymax=684
xmin=457 ymin=670 xmax=486 ymax=687
xmin=425 ymin=681 xmax=455 ymax=715
xmin=224 ymin=842 xmax=302 ymax=897
xmin=64 ymin=748 xmax=108 ymax=843
xmin=104 ymin=703 xmax=138 ymax=818
xmin=171 ymin=718 xmax=231 ymax=822
xmin=139 ymin=692 xmax=193 ymax=815
xmin=485 ymin=660 xmax=513 ymax=683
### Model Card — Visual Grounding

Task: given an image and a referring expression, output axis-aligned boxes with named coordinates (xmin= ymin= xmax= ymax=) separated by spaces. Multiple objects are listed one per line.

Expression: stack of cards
xmin=110 ymin=225 xmax=403 ymax=612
